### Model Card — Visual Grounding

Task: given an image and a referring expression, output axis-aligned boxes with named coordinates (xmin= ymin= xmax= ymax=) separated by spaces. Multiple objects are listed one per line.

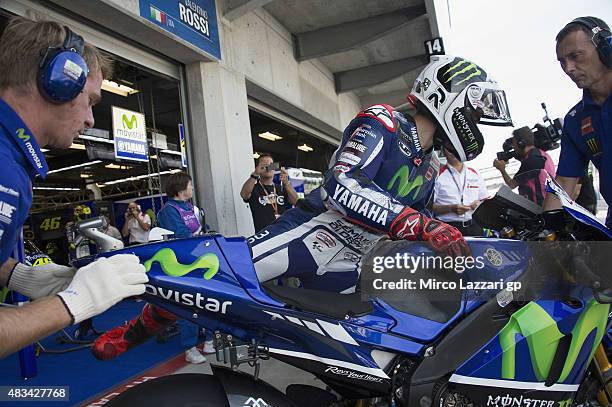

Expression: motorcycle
xmin=74 ymin=173 xmax=612 ymax=407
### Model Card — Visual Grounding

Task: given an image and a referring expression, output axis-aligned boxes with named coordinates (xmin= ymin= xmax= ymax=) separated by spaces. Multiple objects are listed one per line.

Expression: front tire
xmin=104 ymin=373 xmax=230 ymax=407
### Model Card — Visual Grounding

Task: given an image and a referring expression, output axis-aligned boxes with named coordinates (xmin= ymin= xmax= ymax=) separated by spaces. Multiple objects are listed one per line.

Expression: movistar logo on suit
xmin=16 ymin=128 xmax=43 ymax=169
xmin=387 ymin=166 xmax=423 ymax=199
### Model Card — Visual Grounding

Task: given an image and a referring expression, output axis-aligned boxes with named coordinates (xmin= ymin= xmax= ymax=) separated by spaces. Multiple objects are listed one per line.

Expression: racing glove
xmin=57 ymin=254 xmax=148 ymax=324
xmin=8 ymin=262 xmax=76 ymax=300
xmin=389 ymin=207 xmax=471 ymax=257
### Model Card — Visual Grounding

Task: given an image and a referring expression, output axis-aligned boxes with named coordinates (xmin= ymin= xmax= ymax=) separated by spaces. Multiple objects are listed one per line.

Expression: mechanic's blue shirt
xmin=557 ymin=91 xmax=612 ymax=205
xmin=319 ymin=104 xmax=439 ymax=233
xmin=0 ymin=98 xmax=48 ymax=267
xmin=157 ymin=199 xmax=198 ymax=238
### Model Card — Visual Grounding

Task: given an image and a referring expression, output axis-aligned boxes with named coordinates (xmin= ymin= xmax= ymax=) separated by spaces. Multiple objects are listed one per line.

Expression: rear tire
xmin=104 ymin=373 xmax=230 ymax=407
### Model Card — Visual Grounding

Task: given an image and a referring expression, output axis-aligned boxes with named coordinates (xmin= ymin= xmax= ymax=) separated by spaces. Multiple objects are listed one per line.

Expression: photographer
xmin=240 ymin=153 xmax=298 ymax=232
xmin=493 ymin=126 xmax=556 ymax=206
xmin=121 ymin=201 xmax=151 ymax=245
xmin=543 ymin=17 xmax=612 ymax=220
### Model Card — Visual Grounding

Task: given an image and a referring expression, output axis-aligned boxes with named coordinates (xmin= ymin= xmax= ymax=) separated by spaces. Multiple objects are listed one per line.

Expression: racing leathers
xmin=251 ymin=104 xmax=468 ymax=293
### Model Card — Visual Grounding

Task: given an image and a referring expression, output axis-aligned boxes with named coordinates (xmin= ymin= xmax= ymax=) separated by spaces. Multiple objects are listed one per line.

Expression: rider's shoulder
xmin=355 ymin=104 xmax=399 ymax=133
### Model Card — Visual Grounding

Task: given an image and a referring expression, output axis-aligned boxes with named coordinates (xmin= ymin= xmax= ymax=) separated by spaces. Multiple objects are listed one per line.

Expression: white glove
xmin=8 ymin=262 xmax=76 ymax=300
xmin=57 ymin=254 xmax=148 ymax=324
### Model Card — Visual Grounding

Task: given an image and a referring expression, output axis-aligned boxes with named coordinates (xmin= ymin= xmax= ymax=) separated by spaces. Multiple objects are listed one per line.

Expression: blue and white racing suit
xmin=250 ymin=105 xmax=440 ymax=293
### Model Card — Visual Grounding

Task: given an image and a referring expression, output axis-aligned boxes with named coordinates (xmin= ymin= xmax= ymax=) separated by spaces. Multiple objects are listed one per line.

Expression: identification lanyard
xmin=449 ymin=166 xmax=467 ymax=205
xmin=259 ymin=182 xmax=279 ymax=216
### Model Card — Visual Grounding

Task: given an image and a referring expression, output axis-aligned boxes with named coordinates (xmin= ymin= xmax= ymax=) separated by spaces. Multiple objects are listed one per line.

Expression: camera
xmin=496 ymin=137 xmax=516 ymax=161
xmin=496 ymin=102 xmax=563 ymax=161
xmin=265 ymin=162 xmax=280 ymax=172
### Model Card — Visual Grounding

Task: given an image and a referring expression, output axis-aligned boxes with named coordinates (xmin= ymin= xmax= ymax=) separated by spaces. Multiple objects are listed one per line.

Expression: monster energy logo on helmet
xmin=438 ymin=58 xmax=487 ymax=92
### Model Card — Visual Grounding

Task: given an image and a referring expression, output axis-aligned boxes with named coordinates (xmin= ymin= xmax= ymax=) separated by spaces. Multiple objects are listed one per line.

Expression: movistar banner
xmin=112 ymin=106 xmax=149 ymax=162
xmin=139 ymin=0 xmax=221 ymax=60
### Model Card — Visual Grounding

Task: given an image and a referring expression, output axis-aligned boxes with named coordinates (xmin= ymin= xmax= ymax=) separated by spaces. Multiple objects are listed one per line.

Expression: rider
xmin=92 ymin=55 xmax=513 ymax=359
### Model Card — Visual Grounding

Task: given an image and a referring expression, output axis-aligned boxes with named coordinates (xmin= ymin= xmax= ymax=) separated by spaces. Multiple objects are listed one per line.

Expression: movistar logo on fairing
xmin=16 ymin=128 xmax=43 ymax=169
xmin=499 ymin=300 xmax=609 ymax=382
xmin=143 ymin=248 xmax=219 ymax=279
xmin=143 ymin=248 xmax=230 ymax=313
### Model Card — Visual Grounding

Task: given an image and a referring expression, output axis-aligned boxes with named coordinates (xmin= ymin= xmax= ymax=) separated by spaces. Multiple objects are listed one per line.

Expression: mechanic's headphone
xmin=570 ymin=17 xmax=612 ymax=68
xmin=38 ymin=26 xmax=88 ymax=103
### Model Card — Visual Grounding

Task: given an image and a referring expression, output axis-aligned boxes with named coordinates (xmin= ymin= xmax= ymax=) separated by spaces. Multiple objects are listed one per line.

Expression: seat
xmin=264 ymin=284 xmax=372 ymax=320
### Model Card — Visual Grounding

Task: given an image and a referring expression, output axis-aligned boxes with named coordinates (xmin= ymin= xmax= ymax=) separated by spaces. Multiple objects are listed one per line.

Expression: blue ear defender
xmin=38 ymin=26 xmax=89 ymax=103
xmin=570 ymin=17 xmax=612 ymax=69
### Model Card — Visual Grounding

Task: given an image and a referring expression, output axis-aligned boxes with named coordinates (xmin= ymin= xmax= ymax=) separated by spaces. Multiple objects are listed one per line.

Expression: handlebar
xmin=76 ymin=216 xmax=124 ymax=253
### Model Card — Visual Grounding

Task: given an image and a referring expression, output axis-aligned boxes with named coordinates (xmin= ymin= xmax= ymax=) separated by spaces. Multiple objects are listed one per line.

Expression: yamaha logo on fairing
xmin=324 ymin=366 xmax=383 ymax=383
xmin=145 ymin=285 xmax=232 ymax=314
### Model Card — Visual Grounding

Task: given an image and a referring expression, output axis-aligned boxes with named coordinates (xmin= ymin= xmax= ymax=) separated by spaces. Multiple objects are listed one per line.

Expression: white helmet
xmin=410 ymin=55 xmax=513 ymax=161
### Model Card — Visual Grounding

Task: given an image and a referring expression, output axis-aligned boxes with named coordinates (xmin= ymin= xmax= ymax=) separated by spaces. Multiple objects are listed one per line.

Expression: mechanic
xmin=543 ymin=17 xmax=612 ymax=220
xmin=0 ymin=17 xmax=147 ymax=357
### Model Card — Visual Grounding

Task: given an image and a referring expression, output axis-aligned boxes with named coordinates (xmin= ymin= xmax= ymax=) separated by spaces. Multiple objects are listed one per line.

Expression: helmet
xmin=410 ymin=55 xmax=513 ymax=161
xmin=73 ymin=204 xmax=92 ymax=222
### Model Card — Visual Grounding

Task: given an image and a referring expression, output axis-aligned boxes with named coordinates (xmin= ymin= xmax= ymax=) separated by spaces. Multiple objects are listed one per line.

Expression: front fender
xmin=212 ymin=365 xmax=297 ymax=407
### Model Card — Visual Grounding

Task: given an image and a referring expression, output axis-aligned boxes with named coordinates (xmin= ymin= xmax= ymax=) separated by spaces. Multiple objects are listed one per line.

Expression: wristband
xmin=250 ymin=174 xmax=260 ymax=181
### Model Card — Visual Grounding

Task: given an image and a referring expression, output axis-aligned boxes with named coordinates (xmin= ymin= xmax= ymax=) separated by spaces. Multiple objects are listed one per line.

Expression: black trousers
xmin=446 ymin=220 xmax=484 ymax=237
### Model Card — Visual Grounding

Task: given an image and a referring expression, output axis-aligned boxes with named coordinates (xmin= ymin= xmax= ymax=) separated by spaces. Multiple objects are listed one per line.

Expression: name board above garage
xmin=139 ymin=0 xmax=221 ymax=60
xmin=112 ymin=106 xmax=149 ymax=162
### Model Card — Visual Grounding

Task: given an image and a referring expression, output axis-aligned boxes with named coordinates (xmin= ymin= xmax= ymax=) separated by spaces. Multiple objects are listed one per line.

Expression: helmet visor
xmin=466 ymin=87 xmax=513 ymax=127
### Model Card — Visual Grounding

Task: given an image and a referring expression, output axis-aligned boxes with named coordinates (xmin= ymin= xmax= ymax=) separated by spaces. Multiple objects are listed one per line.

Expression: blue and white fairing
xmin=545 ymin=176 xmax=612 ymax=238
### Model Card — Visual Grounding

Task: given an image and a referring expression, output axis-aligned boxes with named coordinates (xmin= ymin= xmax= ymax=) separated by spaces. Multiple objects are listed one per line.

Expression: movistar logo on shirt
xmin=16 ymin=128 xmax=43 ymax=169
xmin=332 ymin=184 xmax=388 ymax=225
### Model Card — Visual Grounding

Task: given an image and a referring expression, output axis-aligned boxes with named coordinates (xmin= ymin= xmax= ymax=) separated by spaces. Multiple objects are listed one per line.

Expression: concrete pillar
xmin=185 ymin=61 xmax=255 ymax=237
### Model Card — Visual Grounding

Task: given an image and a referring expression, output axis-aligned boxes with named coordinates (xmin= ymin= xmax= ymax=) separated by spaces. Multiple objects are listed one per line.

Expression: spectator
xmin=121 ymin=201 xmax=151 ymax=245
xmin=544 ymin=17 xmax=612 ymax=223
xmin=433 ymin=146 xmax=489 ymax=236
xmin=493 ymin=126 xmax=556 ymax=206
xmin=101 ymin=215 xmax=122 ymax=241
xmin=240 ymin=153 xmax=298 ymax=232
xmin=95 ymin=172 xmax=212 ymax=364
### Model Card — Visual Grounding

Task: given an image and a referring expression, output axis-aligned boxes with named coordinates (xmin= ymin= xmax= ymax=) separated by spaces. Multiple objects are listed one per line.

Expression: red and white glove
xmin=389 ymin=207 xmax=471 ymax=257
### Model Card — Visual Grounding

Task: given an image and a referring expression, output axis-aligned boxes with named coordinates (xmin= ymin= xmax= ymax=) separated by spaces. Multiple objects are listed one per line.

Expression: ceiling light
xmin=105 ymin=164 xmax=133 ymax=170
xmin=70 ymin=143 xmax=86 ymax=150
xmin=101 ymin=169 xmax=182 ymax=186
xmin=80 ymin=174 xmax=92 ymax=178
xmin=47 ymin=160 xmax=102 ymax=174
xmin=258 ymin=132 xmax=282 ymax=142
xmin=101 ymin=80 xmax=139 ymax=97
xmin=253 ymin=152 xmax=260 ymax=159
xmin=298 ymin=144 xmax=313 ymax=152
xmin=33 ymin=187 xmax=81 ymax=191
xmin=41 ymin=148 xmax=50 ymax=153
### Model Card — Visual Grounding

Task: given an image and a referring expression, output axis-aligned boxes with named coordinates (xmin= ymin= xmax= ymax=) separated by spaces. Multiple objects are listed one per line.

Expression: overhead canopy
xmin=224 ymin=0 xmax=440 ymax=108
